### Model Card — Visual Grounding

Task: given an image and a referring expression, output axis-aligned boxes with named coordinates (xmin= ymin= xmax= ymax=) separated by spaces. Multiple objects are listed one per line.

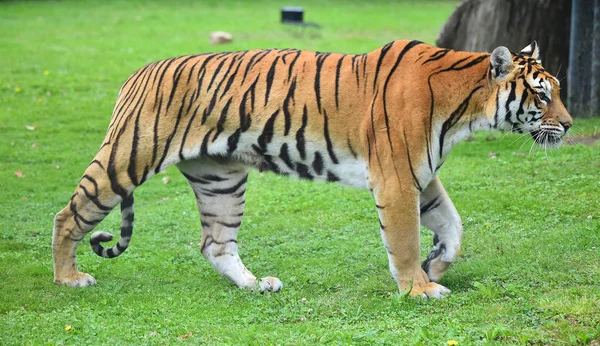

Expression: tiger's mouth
xmin=530 ymin=128 xmax=563 ymax=148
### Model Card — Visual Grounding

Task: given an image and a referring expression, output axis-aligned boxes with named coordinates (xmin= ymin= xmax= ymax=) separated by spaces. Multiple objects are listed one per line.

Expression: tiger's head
xmin=489 ymin=41 xmax=572 ymax=148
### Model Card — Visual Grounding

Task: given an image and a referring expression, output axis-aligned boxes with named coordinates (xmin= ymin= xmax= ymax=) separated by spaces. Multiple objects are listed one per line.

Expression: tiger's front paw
xmin=408 ymin=282 xmax=451 ymax=299
xmin=258 ymin=276 xmax=283 ymax=292
xmin=54 ymin=272 xmax=97 ymax=287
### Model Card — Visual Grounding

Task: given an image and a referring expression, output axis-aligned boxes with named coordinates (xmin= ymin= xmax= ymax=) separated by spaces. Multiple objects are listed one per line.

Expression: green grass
xmin=1 ymin=0 xmax=599 ymax=344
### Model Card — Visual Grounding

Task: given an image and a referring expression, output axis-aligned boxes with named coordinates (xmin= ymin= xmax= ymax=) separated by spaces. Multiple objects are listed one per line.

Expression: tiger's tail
xmin=90 ymin=194 xmax=135 ymax=258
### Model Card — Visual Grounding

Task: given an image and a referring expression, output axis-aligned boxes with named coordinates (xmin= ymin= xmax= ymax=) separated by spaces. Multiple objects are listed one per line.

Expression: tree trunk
xmin=437 ymin=0 xmax=571 ymax=102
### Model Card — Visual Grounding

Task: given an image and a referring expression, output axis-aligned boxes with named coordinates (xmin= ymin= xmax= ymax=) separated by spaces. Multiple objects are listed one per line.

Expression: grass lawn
xmin=1 ymin=0 xmax=599 ymax=344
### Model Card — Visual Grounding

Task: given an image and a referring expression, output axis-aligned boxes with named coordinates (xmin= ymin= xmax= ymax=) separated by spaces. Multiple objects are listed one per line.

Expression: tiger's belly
xmin=203 ymin=129 xmax=369 ymax=189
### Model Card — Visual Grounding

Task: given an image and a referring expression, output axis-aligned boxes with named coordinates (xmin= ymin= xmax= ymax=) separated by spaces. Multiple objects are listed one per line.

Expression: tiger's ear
xmin=520 ymin=40 xmax=540 ymax=60
xmin=490 ymin=46 xmax=513 ymax=81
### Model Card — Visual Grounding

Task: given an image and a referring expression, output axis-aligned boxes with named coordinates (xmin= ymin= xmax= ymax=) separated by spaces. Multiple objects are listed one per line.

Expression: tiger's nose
xmin=561 ymin=121 xmax=572 ymax=133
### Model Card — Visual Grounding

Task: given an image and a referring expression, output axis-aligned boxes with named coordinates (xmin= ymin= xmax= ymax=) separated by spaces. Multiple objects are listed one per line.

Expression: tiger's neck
xmin=432 ymin=54 xmax=496 ymax=161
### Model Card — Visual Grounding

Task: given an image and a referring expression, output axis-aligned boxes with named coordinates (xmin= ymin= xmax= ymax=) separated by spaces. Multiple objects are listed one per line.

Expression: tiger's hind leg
xmin=53 ymin=159 xmax=130 ymax=287
xmin=177 ymin=158 xmax=282 ymax=292
xmin=419 ymin=177 xmax=463 ymax=283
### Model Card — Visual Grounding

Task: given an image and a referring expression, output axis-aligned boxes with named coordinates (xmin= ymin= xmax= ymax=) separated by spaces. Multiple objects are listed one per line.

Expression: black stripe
xmin=420 ymin=196 xmax=442 ymax=214
xmin=185 ymin=58 xmax=202 ymax=84
xmin=335 ymin=55 xmax=345 ymax=109
xmin=227 ymin=129 xmax=242 ymax=153
xmin=422 ymin=49 xmax=450 ymax=65
xmin=115 ymin=241 xmax=127 ymax=252
xmin=241 ymin=51 xmax=264 ymax=84
xmin=362 ymin=54 xmax=368 ymax=81
xmin=493 ymin=89 xmax=501 ymax=127
xmin=296 ymin=163 xmax=313 ymax=179
xmin=204 ymin=175 xmax=248 ymax=194
xmin=110 ymin=63 xmax=153 ymax=133
xmin=366 ymin=132 xmax=372 ymax=164
xmin=212 ymin=55 xmax=241 ymax=98
xmin=202 ymin=89 xmax=219 ymax=124
xmin=202 ymin=174 xmax=228 ymax=182
xmin=201 ymin=235 xmax=238 ymax=253
xmin=233 ymin=189 xmax=246 ymax=198
xmin=216 ymin=221 xmax=242 ymax=228
xmin=179 ymin=104 xmax=201 ymax=160
xmin=153 ymin=58 xmax=178 ymax=111
xmin=69 ymin=202 xmax=103 ymax=226
xmin=257 ymin=110 xmax=280 ymax=150
xmin=122 ymin=65 xmax=155 ymax=184
xmin=314 ymin=53 xmax=330 ymax=112
xmin=166 ymin=55 xmax=197 ymax=112
xmin=369 ymin=88 xmax=384 ymax=172
xmin=516 ymin=88 xmax=529 ymax=122
xmin=279 ymin=143 xmax=295 ymax=169
xmin=505 ymin=81 xmax=517 ymax=122
xmin=347 ymin=137 xmax=358 ymax=159
xmin=239 ymin=74 xmax=260 ymax=132
xmin=373 ymin=42 xmax=394 ymax=91
xmin=312 ymin=151 xmax=324 ymax=175
xmin=151 ymin=94 xmax=163 ymax=166
xmin=181 ymin=171 xmax=210 ymax=185
xmin=155 ymin=91 xmax=189 ymax=174
xmin=107 ymin=130 xmax=131 ymax=200
xmin=382 ymin=40 xmax=423 ymax=152
xmin=264 ymin=56 xmax=280 ymax=106
xmin=425 ymin=53 xmax=488 ymax=170
xmin=90 ymin=159 xmax=104 ymax=170
xmin=79 ymin=175 xmax=112 ymax=211
xmin=422 ymin=243 xmax=446 ymax=272
xmin=200 ymin=128 xmax=215 ymax=155
xmin=121 ymin=194 xmax=134 ymax=209
xmin=351 ymin=54 xmax=360 ymax=87
xmin=127 ymin=94 xmax=148 ymax=186
xmin=207 ymin=58 xmax=227 ymax=90
xmin=109 ymin=63 xmax=154 ymax=142
xmin=326 ymin=171 xmax=340 ymax=182
xmin=439 ymin=86 xmax=483 ymax=157
xmin=323 ymin=110 xmax=339 ymax=164
xmin=212 ymin=98 xmax=233 ymax=142
xmin=403 ymin=131 xmax=422 ymax=192
xmin=296 ymin=105 xmax=308 ymax=160
xmin=283 ymin=77 xmax=297 ymax=136
xmin=287 ymin=50 xmax=301 ymax=82
xmin=219 ymin=52 xmax=248 ymax=100
xmin=195 ymin=54 xmax=218 ymax=93
xmin=250 ymin=49 xmax=272 ymax=68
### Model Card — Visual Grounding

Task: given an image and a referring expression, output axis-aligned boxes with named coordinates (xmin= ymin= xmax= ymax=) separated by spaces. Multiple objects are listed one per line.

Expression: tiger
xmin=52 ymin=40 xmax=572 ymax=298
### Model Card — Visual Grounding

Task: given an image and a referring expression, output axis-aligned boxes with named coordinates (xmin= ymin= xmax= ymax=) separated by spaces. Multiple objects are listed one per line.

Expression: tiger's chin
xmin=530 ymin=129 xmax=563 ymax=148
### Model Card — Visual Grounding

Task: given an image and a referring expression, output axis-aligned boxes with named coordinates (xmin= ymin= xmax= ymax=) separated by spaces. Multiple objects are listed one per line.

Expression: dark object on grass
xmin=281 ymin=6 xmax=303 ymax=23
xmin=281 ymin=6 xmax=321 ymax=28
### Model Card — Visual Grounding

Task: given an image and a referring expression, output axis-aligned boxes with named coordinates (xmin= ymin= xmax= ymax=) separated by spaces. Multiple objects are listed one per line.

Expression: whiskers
xmin=562 ymin=124 xmax=582 ymax=145
xmin=503 ymin=126 xmax=563 ymax=161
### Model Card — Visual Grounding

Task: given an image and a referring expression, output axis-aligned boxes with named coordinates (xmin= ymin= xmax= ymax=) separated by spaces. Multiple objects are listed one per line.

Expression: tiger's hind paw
xmin=54 ymin=272 xmax=97 ymax=287
xmin=258 ymin=277 xmax=283 ymax=292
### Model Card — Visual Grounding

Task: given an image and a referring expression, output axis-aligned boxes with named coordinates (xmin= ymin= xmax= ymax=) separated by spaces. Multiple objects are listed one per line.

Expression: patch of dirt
xmin=566 ymin=134 xmax=600 ymax=146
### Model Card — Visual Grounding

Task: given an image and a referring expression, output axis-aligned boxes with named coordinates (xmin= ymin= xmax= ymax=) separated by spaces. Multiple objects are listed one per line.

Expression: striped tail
xmin=90 ymin=194 xmax=134 ymax=258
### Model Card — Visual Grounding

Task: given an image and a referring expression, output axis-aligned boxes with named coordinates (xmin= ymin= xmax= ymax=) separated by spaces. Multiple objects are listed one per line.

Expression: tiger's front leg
xmin=420 ymin=177 xmax=463 ymax=283
xmin=373 ymin=182 xmax=451 ymax=298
